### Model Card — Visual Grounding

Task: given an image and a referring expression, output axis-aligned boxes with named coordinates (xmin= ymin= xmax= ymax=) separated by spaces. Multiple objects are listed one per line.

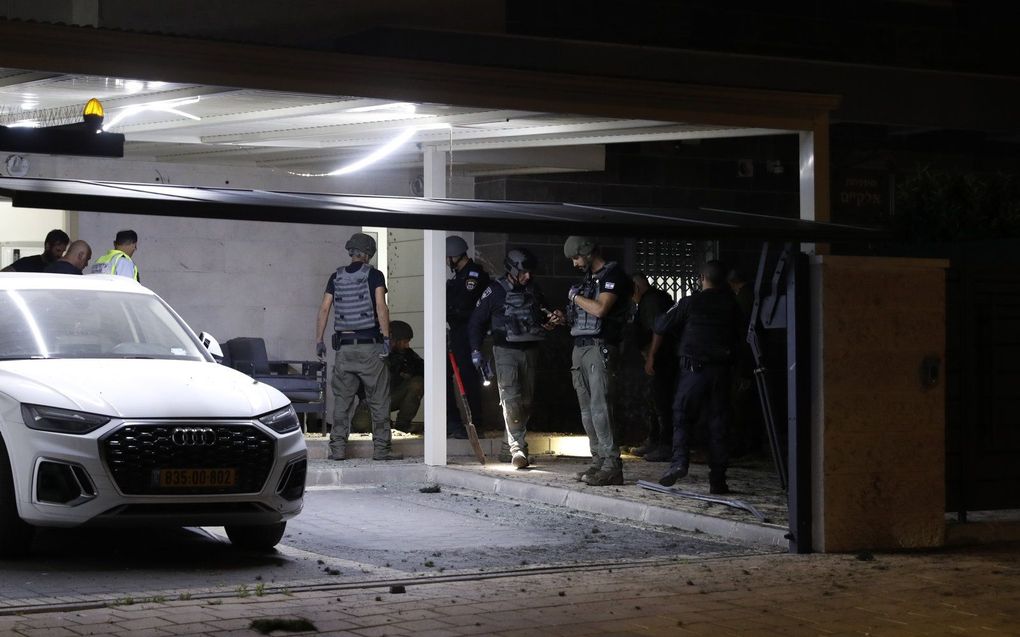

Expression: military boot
xmin=372 ymin=441 xmax=403 ymax=461
xmin=574 ymin=455 xmax=602 ymax=482
xmin=328 ymin=439 xmax=347 ymax=461
xmin=498 ymin=440 xmax=513 ymax=463
xmin=584 ymin=458 xmax=623 ymax=487
xmin=709 ymin=466 xmax=729 ymax=495
xmin=658 ymin=460 xmax=689 ymax=487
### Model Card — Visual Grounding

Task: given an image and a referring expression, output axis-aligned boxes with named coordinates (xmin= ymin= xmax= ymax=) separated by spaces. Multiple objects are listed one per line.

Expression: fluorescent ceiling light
xmin=8 ymin=120 xmax=40 ymax=128
xmin=345 ymin=102 xmax=417 ymax=114
xmin=292 ymin=123 xmax=451 ymax=177
xmin=102 ymin=96 xmax=202 ymax=131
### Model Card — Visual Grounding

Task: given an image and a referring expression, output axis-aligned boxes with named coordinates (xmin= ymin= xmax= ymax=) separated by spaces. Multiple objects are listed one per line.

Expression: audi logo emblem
xmin=171 ymin=427 xmax=217 ymax=446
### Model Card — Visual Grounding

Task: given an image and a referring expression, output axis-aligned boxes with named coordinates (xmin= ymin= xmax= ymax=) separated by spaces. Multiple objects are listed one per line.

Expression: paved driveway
xmin=0 ymin=484 xmax=763 ymax=612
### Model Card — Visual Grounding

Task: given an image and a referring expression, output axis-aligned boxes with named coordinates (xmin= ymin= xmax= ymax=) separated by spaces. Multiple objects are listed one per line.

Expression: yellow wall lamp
xmin=0 ymin=98 xmax=124 ymax=158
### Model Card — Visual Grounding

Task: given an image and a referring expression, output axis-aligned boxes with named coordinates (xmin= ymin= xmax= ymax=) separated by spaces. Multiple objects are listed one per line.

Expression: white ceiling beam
xmin=112 ymin=96 xmax=404 ymax=134
xmin=420 ymin=125 xmax=794 ymax=150
xmin=130 ymin=123 xmax=788 ymax=167
xmin=0 ymin=71 xmax=62 ymax=88
xmin=196 ymin=109 xmax=537 ymax=144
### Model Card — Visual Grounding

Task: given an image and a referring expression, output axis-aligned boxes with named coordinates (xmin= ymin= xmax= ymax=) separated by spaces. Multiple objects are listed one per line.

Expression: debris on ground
xmin=249 ymin=618 xmax=317 ymax=634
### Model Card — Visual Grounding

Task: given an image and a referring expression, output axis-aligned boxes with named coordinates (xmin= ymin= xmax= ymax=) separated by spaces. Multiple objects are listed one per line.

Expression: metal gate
xmin=634 ymin=239 xmax=716 ymax=299
xmin=947 ymin=263 xmax=1020 ymax=514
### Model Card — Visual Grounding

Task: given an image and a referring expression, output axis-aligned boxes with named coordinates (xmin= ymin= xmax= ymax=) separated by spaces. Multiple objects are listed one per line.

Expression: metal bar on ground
xmin=636 ymin=480 xmax=767 ymax=522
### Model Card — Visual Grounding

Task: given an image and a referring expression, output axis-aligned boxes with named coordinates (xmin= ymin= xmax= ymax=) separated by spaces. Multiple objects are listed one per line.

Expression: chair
xmin=222 ymin=337 xmax=326 ymax=432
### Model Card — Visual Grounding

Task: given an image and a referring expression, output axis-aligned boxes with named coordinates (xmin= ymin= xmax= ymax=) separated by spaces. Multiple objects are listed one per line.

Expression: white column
xmin=799 ymin=131 xmax=816 ymax=255
xmin=422 ymin=146 xmax=448 ymax=466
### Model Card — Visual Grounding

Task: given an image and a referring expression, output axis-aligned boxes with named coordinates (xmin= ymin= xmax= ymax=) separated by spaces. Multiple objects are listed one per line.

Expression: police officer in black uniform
xmin=468 ymin=248 xmax=560 ymax=468
xmin=647 ymin=260 xmax=744 ymax=494
xmin=446 ymin=235 xmax=490 ymax=438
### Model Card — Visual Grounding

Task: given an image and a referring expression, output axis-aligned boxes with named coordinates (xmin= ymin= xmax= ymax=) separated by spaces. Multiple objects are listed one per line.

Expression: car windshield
xmin=0 ymin=288 xmax=207 ymax=361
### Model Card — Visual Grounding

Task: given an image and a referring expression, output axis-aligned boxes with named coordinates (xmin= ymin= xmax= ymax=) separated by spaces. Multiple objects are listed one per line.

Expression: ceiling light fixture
xmin=101 ymin=96 xmax=201 ymax=131
xmin=345 ymin=102 xmax=417 ymax=114
xmin=290 ymin=123 xmax=451 ymax=177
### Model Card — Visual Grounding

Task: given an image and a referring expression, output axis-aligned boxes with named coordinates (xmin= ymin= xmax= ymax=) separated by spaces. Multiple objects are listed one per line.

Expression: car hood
xmin=0 ymin=359 xmax=288 ymax=419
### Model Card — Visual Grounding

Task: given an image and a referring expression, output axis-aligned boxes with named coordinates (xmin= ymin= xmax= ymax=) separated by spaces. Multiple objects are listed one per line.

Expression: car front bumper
xmin=4 ymin=417 xmax=306 ymax=528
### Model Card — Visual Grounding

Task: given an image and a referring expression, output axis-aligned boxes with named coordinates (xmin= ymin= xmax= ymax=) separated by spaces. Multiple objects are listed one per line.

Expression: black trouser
xmin=671 ymin=362 xmax=731 ymax=477
xmin=649 ymin=353 xmax=678 ymax=448
xmin=447 ymin=325 xmax=484 ymax=433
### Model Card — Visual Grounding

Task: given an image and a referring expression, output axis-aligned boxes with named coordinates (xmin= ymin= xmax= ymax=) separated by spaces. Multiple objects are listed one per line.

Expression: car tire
xmin=0 ymin=436 xmax=35 ymax=558
xmin=225 ymin=521 xmax=286 ymax=551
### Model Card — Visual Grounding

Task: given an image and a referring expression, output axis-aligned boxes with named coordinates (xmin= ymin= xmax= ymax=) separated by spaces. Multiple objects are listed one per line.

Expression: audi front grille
xmin=100 ymin=423 xmax=276 ymax=495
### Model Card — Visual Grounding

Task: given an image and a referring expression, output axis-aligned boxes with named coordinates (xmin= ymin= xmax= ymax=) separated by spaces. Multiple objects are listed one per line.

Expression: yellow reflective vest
xmin=90 ymin=249 xmax=139 ymax=281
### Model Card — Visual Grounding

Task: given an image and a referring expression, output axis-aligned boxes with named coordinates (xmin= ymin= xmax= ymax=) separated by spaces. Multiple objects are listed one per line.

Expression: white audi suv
xmin=0 ymin=273 xmax=306 ymax=557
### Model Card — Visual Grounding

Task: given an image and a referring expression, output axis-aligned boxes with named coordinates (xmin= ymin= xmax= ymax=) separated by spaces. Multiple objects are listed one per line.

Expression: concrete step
xmin=303 ymin=432 xmax=593 ymax=460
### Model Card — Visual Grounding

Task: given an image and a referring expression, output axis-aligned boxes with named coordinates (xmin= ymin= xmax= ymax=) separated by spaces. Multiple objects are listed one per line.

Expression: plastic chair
xmin=222 ymin=337 xmax=326 ymax=432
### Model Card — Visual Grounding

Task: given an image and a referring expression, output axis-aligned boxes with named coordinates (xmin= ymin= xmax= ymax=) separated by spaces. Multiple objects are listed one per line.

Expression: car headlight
xmin=21 ymin=404 xmax=111 ymax=435
xmin=258 ymin=405 xmax=300 ymax=434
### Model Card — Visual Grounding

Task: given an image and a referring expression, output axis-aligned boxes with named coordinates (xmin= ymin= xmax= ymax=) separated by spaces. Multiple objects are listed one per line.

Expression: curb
xmin=306 ymin=464 xmax=788 ymax=548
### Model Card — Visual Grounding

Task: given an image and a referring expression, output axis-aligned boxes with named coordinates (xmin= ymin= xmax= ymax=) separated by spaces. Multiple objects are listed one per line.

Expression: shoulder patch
xmin=480 ymin=287 xmax=493 ymax=300
xmin=468 ymin=271 xmax=480 ymax=277
xmin=465 ymin=279 xmax=477 ymax=291
xmin=604 ymin=281 xmax=616 ymax=290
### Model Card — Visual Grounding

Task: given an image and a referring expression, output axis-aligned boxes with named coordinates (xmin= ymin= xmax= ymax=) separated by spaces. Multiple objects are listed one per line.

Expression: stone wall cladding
xmin=813 ymin=256 xmax=948 ymax=552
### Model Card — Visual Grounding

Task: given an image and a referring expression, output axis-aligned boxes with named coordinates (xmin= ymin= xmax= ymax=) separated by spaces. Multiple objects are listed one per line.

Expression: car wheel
xmin=0 ymin=436 xmax=35 ymax=558
xmin=225 ymin=521 xmax=286 ymax=551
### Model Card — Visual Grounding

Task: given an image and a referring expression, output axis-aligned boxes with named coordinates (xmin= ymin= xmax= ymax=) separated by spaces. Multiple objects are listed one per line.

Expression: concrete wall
xmin=76 ymin=211 xmax=356 ymax=363
xmin=811 ymin=255 xmax=948 ymax=552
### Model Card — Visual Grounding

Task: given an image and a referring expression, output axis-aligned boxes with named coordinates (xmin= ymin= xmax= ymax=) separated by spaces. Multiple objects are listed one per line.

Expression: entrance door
xmin=947 ymin=264 xmax=1020 ymax=512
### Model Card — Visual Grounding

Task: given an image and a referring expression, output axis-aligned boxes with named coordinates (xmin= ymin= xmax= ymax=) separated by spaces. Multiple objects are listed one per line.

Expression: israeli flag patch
xmin=468 ymin=271 xmax=480 ymax=277
xmin=604 ymin=281 xmax=616 ymax=290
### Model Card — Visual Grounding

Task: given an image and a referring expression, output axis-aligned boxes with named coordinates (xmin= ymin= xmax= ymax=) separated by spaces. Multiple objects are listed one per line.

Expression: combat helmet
xmin=563 ymin=236 xmax=597 ymax=258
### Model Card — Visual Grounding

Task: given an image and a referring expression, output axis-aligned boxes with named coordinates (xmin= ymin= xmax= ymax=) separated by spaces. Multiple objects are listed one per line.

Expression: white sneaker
xmin=511 ymin=451 xmax=529 ymax=469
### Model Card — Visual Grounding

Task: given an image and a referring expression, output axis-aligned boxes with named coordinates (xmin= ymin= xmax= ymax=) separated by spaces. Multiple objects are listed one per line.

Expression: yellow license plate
xmin=156 ymin=468 xmax=237 ymax=488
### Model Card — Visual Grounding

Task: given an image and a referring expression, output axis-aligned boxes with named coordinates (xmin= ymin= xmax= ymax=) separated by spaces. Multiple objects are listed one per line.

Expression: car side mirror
xmin=198 ymin=331 xmax=224 ymax=362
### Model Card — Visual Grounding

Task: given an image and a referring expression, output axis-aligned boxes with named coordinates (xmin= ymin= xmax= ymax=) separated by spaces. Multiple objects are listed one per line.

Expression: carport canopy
xmin=0 ymin=175 xmax=881 ymax=467
xmin=0 ymin=177 xmax=880 ymax=241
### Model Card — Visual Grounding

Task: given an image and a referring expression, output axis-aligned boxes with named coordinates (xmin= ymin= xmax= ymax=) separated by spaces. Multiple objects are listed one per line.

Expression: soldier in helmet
xmin=315 ymin=232 xmax=401 ymax=461
xmin=563 ymin=236 xmax=634 ymax=486
xmin=445 ymin=235 xmax=490 ymax=439
xmin=468 ymin=248 xmax=562 ymax=468
xmin=351 ymin=320 xmax=425 ymax=434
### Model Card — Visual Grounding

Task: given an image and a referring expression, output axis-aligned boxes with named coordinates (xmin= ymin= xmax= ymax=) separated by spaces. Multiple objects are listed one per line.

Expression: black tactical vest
xmin=495 ymin=279 xmax=546 ymax=342
xmin=678 ymin=288 xmax=740 ymax=363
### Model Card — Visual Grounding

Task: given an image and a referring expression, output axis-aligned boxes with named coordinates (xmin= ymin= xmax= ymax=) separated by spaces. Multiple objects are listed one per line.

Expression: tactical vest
xmin=333 ymin=264 xmax=376 ymax=332
xmin=496 ymin=279 xmax=546 ymax=343
xmin=677 ymin=288 xmax=739 ymax=363
xmin=568 ymin=261 xmax=618 ymax=337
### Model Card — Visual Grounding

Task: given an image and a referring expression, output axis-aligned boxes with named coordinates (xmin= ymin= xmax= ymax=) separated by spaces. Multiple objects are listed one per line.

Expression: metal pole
xmin=786 ymin=249 xmax=812 ymax=553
